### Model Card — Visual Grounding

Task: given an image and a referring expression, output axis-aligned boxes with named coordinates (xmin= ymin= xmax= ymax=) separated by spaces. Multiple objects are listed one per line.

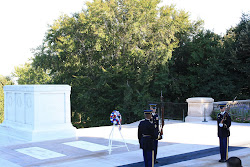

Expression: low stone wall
xmin=0 ymin=85 xmax=76 ymax=141
xmin=213 ymin=100 xmax=250 ymax=110
xmin=185 ymin=97 xmax=250 ymax=122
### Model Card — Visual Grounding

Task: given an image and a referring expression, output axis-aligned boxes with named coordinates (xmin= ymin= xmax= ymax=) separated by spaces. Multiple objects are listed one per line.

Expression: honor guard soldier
xmin=149 ymin=104 xmax=161 ymax=164
xmin=217 ymin=103 xmax=231 ymax=163
xmin=138 ymin=110 xmax=158 ymax=167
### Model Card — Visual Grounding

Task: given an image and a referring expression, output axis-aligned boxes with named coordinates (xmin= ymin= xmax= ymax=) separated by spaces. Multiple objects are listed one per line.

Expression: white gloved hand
xmin=219 ymin=123 xmax=223 ymax=127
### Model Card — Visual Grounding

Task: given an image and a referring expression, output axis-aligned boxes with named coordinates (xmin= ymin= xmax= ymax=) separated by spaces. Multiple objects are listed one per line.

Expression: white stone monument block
xmin=0 ymin=85 xmax=76 ymax=141
xmin=185 ymin=97 xmax=214 ymax=122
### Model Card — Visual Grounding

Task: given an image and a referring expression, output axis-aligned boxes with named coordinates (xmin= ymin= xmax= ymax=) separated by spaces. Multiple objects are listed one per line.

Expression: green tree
xmin=32 ymin=0 xmax=200 ymax=127
xmin=168 ymin=30 xmax=235 ymax=102
xmin=0 ymin=75 xmax=14 ymax=123
xmin=168 ymin=13 xmax=250 ymax=102
xmin=223 ymin=13 xmax=250 ymax=99
xmin=12 ymin=62 xmax=51 ymax=84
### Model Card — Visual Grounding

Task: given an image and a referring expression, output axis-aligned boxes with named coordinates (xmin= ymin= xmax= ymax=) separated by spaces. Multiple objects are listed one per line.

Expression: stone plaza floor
xmin=0 ymin=120 xmax=250 ymax=167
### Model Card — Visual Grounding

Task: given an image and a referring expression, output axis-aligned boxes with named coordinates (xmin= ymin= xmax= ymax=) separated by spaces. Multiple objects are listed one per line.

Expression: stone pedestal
xmin=0 ymin=85 xmax=76 ymax=141
xmin=185 ymin=97 xmax=214 ymax=122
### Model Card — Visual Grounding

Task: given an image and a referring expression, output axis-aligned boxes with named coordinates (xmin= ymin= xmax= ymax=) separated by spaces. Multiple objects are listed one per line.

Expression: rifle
xmin=220 ymin=96 xmax=237 ymax=124
xmin=220 ymin=111 xmax=229 ymax=124
xmin=160 ymin=91 xmax=164 ymax=138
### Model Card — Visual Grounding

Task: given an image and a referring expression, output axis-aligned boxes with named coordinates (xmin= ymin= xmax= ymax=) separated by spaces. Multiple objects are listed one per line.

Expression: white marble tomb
xmin=0 ymin=85 xmax=76 ymax=141
xmin=185 ymin=97 xmax=214 ymax=122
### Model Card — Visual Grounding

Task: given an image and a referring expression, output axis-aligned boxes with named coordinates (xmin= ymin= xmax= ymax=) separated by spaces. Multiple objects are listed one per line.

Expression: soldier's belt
xmin=142 ymin=134 xmax=151 ymax=137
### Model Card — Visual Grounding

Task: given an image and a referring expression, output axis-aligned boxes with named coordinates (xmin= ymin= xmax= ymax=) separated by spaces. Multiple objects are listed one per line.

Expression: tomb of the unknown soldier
xmin=0 ymin=85 xmax=76 ymax=141
xmin=0 ymin=85 xmax=249 ymax=167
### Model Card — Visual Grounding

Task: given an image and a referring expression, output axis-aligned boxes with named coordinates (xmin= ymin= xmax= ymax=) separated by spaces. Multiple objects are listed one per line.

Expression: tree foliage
xmin=168 ymin=30 xmax=235 ymax=102
xmin=0 ymin=75 xmax=14 ymax=123
xmin=30 ymin=0 xmax=198 ymax=127
xmin=223 ymin=13 xmax=250 ymax=99
xmin=12 ymin=0 xmax=249 ymax=128
xmin=12 ymin=62 xmax=51 ymax=84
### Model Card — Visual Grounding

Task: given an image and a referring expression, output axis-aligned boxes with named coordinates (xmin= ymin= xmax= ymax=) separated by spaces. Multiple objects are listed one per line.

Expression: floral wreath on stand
xmin=110 ymin=110 xmax=122 ymax=130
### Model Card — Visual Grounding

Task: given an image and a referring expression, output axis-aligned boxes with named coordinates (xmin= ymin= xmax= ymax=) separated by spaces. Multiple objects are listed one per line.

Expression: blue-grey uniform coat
xmin=138 ymin=119 xmax=157 ymax=150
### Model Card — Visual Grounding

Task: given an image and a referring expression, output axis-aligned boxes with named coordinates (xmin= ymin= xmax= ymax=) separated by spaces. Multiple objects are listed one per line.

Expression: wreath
xmin=110 ymin=110 xmax=122 ymax=125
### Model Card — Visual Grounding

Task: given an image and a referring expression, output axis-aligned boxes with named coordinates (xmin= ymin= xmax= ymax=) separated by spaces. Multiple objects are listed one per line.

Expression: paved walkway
xmin=0 ymin=120 xmax=250 ymax=167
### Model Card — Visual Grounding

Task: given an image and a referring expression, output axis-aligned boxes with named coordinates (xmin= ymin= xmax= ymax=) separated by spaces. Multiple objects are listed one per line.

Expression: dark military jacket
xmin=152 ymin=113 xmax=160 ymax=137
xmin=217 ymin=112 xmax=231 ymax=138
xmin=138 ymin=119 xmax=157 ymax=150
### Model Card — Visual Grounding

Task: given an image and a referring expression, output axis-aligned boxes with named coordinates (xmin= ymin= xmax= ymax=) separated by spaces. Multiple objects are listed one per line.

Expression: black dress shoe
xmin=219 ymin=159 xmax=227 ymax=162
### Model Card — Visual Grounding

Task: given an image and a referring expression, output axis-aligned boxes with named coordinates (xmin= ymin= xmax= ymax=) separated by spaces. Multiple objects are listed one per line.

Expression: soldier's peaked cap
xmin=219 ymin=103 xmax=227 ymax=109
xmin=149 ymin=104 xmax=157 ymax=107
xmin=144 ymin=110 xmax=152 ymax=114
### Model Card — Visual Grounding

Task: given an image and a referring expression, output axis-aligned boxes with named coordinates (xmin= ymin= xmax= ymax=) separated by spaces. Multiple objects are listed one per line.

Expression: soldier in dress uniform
xmin=217 ymin=103 xmax=231 ymax=163
xmin=149 ymin=104 xmax=161 ymax=164
xmin=138 ymin=110 xmax=158 ymax=167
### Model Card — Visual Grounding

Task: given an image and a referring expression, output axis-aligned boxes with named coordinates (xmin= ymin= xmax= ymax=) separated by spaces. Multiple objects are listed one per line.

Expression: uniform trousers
xmin=219 ymin=137 xmax=229 ymax=160
xmin=143 ymin=150 xmax=154 ymax=167
xmin=154 ymin=140 xmax=158 ymax=162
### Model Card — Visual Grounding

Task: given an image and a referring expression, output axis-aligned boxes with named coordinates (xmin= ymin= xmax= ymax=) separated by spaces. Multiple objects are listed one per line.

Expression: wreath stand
xmin=108 ymin=123 xmax=129 ymax=154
